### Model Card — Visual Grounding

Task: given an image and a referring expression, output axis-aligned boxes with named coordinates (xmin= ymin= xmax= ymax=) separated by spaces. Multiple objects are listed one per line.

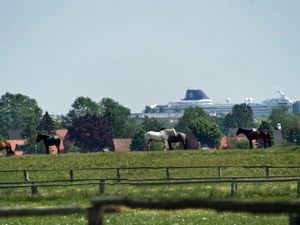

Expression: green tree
xmin=175 ymin=107 xmax=222 ymax=148
xmin=175 ymin=107 xmax=210 ymax=131
xmin=287 ymin=126 xmax=300 ymax=145
xmin=142 ymin=117 xmax=163 ymax=132
xmin=124 ymin=118 xmax=143 ymax=138
xmin=268 ymin=106 xmax=289 ymax=128
xmin=188 ymin=118 xmax=222 ymax=148
xmin=212 ymin=116 xmax=226 ymax=135
xmin=268 ymin=106 xmax=300 ymax=140
xmin=224 ymin=103 xmax=255 ymax=131
xmin=100 ymin=98 xmax=131 ymax=138
xmin=63 ymin=96 xmax=102 ymax=127
xmin=0 ymin=92 xmax=42 ymax=144
xmin=130 ymin=127 xmax=145 ymax=151
xmin=67 ymin=114 xmax=114 ymax=151
xmin=36 ymin=111 xmax=57 ymax=135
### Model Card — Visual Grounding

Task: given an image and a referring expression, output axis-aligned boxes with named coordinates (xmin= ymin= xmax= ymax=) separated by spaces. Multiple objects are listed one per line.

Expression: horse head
xmin=36 ymin=134 xmax=47 ymax=143
xmin=236 ymin=128 xmax=243 ymax=136
xmin=161 ymin=128 xmax=177 ymax=137
xmin=36 ymin=134 xmax=42 ymax=143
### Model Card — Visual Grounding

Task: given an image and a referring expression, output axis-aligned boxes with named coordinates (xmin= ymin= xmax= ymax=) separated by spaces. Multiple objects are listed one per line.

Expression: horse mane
xmin=161 ymin=128 xmax=176 ymax=135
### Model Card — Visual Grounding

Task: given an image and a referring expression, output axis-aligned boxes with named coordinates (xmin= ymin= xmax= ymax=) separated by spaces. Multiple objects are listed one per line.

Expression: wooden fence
xmin=0 ymin=176 xmax=300 ymax=198
xmin=1 ymin=198 xmax=300 ymax=225
xmin=1 ymin=166 xmax=300 ymax=224
xmin=1 ymin=165 xmax=300 ymax=197
xmin=1 ymin=165 xmax=300 ymax=183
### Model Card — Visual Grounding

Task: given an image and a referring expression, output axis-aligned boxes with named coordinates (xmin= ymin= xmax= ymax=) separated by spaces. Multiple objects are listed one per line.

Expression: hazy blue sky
xmin=0 ymin=1 xmax=299 ymax=115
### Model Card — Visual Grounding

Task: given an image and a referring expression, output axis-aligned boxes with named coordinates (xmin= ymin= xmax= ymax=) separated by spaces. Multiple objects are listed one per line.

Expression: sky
xmin=0 ymin=0 xmax=299 ymax=115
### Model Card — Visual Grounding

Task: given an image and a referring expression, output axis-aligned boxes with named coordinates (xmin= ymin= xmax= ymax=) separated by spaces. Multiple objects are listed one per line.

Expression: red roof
xmin=113 ymin=138 xmax=132 ymax=152
xmin=6 ymin=139 xmax=27 ymax=156
xmin=6 ymin=139 xmax=27 ymax=151
xmin=55 ymin=129 xmax=68 ymax=139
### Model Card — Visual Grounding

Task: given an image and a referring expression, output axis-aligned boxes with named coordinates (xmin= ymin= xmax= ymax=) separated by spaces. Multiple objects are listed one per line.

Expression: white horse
xmin=144 ymin=128 xmax=177 ymax=150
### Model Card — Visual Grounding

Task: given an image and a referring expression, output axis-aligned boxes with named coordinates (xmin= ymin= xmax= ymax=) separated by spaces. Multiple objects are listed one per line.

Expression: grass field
xmin=0 ymin=146 xmax=299 ymax=224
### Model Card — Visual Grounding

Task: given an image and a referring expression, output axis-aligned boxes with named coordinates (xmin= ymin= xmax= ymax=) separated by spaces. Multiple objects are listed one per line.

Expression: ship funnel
xmin=184 ymin=88 xmax=209 ymax=101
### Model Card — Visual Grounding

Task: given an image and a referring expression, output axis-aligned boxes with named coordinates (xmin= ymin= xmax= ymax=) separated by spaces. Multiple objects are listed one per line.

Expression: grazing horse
xmin=0 ymin=140 xmax=15 ymax=156
xmin=144 ymin=128 xmax=177 ymax=150
xmin=36 ymin=134 xmax=61 ymax=154
xmin=236 ymin=128 xmax=271 ymax=149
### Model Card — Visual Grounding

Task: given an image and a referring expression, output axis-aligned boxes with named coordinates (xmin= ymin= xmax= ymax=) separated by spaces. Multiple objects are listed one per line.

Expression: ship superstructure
xmin=132 ymin=88 xmax=295 ymax=120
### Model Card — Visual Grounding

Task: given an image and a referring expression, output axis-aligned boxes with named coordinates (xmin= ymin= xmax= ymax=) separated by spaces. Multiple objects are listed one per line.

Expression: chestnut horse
xmin=236 ymin=128 xmax=271 ymax=149
xmin=0 ymin=140 xmax=15 ymax=156
xmin=36 ymin=134 xmax=61 ymax=154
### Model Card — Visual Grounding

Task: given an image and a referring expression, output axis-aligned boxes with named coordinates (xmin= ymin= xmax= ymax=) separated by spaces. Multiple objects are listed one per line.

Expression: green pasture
xmin=0 ymin=146 xmax=299 ymax=225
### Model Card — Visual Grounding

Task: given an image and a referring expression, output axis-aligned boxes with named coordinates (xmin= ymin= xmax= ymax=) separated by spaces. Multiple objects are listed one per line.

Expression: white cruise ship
xmin=133 ymin=88 xmax=295 ymax=120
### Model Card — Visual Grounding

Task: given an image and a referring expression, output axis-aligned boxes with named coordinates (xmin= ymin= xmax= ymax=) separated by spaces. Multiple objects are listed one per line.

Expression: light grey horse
xmin=144 ymin=128 xmax=177 ymax=150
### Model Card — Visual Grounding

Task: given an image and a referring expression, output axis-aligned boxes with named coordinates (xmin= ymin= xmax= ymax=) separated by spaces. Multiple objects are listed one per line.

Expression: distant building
xmin=293 ymin=101 xmax=300 ymax=114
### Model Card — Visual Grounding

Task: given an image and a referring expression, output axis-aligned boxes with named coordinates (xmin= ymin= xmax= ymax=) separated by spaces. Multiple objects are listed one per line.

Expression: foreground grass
xmin=0 ymin=146 xmax=299 ymax=224
xmin=0 ymin=210 xmax=288 ymax=225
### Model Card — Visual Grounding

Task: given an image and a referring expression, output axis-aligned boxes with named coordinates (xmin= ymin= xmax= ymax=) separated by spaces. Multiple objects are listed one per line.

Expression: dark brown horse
xmin=0 ymin=140 xmax=15 ymax=156
xmin=167 ymin=132 xmax=187 ymax=150
xmin=159 ymin=128 xmax=187 ymax=150
xmin=236 ymin=128 xmax=271 ymax=149
xmin=36 ymin=134 xmax=61 ymax=154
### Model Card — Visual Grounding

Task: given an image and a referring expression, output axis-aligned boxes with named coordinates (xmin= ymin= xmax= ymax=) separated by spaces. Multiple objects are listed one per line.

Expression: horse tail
xmin=179 ymin=133 xmax=187 ymax=149
xmin=144 ymin=132 xmax=150 ymax=142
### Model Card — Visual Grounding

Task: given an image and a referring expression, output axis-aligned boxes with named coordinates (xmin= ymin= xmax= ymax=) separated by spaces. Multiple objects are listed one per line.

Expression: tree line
xmin=0 ymin=92 xmax=300 ymax=152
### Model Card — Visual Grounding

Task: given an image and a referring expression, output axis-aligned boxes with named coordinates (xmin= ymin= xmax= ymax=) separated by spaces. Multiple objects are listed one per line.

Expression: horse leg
xmin=248 ymin=138 xmax=253 ymax=149
xmin=263 ymin=138 xmax=267 ymax=148
xmin=183 ymin=141 xmax=187 ymax=149
xmin=45 ymin=144 xmax=50 ymax=154
xmin=163 ymin=140 xmax=168 ymax=151
xmin=168 ymin=141 xmax=173 ymax=150
xmin=147 ymin=140 xmax=151 ymax=150
xmin=267 ymin=135 xmax=271 ymax=147
xmin=57 ymin=144 xmax=60 ymax=154
xmin=7 ymin=147 xmax=14 ymax=156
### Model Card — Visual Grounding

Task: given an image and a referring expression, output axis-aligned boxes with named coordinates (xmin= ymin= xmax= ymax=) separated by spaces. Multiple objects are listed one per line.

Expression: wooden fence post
xmin=23 ymin=170 xmax=29 ymax=182
xmin=230 ymin=178 xmax=238 ymax=196
xmin=265 ymin=166 xmax=270 ymax=178
xmin=69 ymin=170 xmax=74 ymax=181
xmin=166 ymin=168 xmax=170 ymax=179
xmin=116 ymin=169 xmax=121 ymax=182
xmin=87 ymin=206 xmax=103 ymax=225
xmin=217 ymin=167 xmax=222 ymax=178
xmin=290 ymin=214 xmax=300 ymax=225
xmin=297 ymin=180 xmax=300 ymax=198
xmin=99 ymin=180 xmax=105 ymax=195
xmin=31 ymin=183 xmax=38 ymax=195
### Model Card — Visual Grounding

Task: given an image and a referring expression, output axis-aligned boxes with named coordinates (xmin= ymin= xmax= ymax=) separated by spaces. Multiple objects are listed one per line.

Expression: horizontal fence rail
xmin=0 ymin=177 xmax=300 ymax=197
xmin=89 ymin=198 xmax=300 ymax=225
xmin=0 ymin=207 xmax=86 ymax=217
xmin=1 ymin=198 xmax=300 ymax=225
